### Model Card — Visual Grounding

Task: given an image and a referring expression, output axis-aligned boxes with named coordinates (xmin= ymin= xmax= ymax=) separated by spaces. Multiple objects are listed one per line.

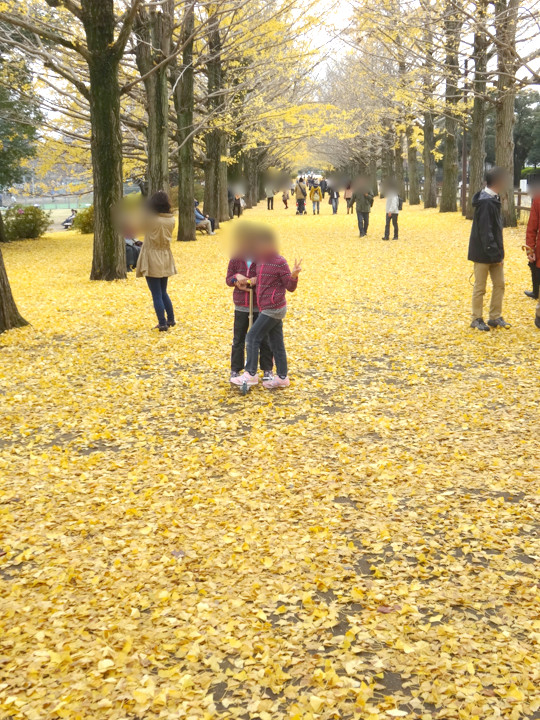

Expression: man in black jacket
xmin=468 ymin=167 xmax=511 ymax=331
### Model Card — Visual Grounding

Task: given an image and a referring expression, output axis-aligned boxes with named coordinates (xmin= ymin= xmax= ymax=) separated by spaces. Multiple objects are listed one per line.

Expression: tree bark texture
xmin=495 ymin=0 xmax=519 ymax=226
xmin=406 ymin=123 xmax=420 ymax=205
xmin=0 ymin=222 xmax=28 ymax=333
xmin=467 ymin=0 xmax=489 ymax=219
xmin=134 ymin=3 xmax=172 ymax=196
xmin=440 ymin=3 xmax=462 ymax=213
xmin=203 ymin=13 xmax=224 ymax=226
xmin=172 ymin=2 xmax=196 ymax=242
xmin=395 ymin=130 xmax=405 ymax=198
xmin=81 ymin=0 xmax=126 ymax=280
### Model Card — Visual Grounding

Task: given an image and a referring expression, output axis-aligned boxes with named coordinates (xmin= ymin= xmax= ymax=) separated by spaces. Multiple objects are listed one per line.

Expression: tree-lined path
xmin=1 ymin=202 xmax=539 ymax=719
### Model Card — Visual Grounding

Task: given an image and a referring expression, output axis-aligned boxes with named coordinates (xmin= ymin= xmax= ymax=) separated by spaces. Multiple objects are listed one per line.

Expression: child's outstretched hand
xmin=292 ymin=258 xmax=302 ymax=278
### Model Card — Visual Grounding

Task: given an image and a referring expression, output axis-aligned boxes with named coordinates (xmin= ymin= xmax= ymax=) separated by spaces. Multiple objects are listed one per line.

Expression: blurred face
xmin=528 ymin=181 xmax=540 ymax=199
xmin=491 ymin=171 xmax=508 ymax=195
xmin=256 ymin=232 xmax=277 ymax=260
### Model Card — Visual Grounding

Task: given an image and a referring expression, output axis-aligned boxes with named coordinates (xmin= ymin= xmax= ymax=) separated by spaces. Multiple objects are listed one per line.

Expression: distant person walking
xmin=233 ymin=193 xmax=243 ymax=218
xmin=352 ymin=181 xmax=374 ymax=237
xmin=282 ymin=189 xmax=289 ymax=209
xmin=227 ymin=187 xmax=235 ymax=219
xmin=328 ymin=186 xmax=339 ymax=214
xmin=136 ymin=191 xmax=176 ymax=332
xmin=320 ymin=177 xmax=328 ymax=198
xmin=382 ymin=180 xmax=400 ymax=240
xmin=295 ymin=177 xmax=307 ymax=215
xmin=309 ymin=182 xmax=322 ymax=214
xmin=468 ymin=167 xmax=510 ymax=331
xmin=344 ymin=183 xmax=353 ymax=214
xmin=265 ymin=186 xmax=275 ymax=210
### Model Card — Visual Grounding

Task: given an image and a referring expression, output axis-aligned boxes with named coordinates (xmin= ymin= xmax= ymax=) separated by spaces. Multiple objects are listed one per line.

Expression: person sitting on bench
xmin=194 ymin=201 xmax=215 ymax=234
xmin=62 ymin=209 xmax=77 ymax=229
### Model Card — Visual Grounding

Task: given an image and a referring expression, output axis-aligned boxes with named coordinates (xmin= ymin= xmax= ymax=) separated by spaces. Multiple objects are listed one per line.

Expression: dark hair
xmin=148 ymin=191 xmax=171 ymax=214
xmin=485 ymin=167 xmax=507 ymax=188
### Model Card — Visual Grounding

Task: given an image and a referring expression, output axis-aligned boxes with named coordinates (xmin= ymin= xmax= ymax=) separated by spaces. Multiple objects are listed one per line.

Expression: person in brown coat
xmin=136 ymin=191 xmax=177 ymax=331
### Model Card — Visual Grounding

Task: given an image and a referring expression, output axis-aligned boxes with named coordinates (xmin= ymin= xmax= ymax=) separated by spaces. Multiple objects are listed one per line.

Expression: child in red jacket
xmin=226 ymin=238 xmax=273 ymax=381
xmin=230 ymin=225 xmax=301 ymax=390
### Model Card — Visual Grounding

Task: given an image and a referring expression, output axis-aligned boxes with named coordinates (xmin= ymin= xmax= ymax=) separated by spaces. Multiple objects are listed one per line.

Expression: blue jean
xmin=357 ymin=211 xmax=370 ymax=236
xmin=331 ymin=198 xmax=338 ymax=214
xmin=146 ymin=276 xmax=174 ymax=326
xmin=245 ymin=313 xmax=287 ymax=378
xmin=312 ymin=201 xmax=320 ymax=213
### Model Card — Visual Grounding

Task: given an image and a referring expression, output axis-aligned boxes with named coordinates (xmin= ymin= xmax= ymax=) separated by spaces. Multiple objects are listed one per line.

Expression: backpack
xmin=398 ymin=196 xmax=403 ymax=211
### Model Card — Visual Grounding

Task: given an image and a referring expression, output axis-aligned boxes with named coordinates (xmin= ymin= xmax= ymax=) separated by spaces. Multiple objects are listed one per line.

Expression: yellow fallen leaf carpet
xmin=1 ymin=200 xmax=539 ymax=719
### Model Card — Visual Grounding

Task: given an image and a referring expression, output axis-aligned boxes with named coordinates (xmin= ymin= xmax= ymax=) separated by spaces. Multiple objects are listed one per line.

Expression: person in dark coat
xmin=320 ymin=178 xmax=328 ymax=198
xmin=351 ymin=179 xmax=374 ymax=237
xmin=468 ymin=167 xmax=510 ymax=331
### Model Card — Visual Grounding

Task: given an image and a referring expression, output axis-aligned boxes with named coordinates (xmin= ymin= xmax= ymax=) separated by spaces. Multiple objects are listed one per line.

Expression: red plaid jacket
xmin=226 ymin=257 xmax=258 ymax=309
xmin=255 ymin=254 xmax=298 ymax=311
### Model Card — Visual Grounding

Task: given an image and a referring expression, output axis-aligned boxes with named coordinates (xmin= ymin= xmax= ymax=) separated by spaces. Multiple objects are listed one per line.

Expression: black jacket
xmin=468 ymin=190 xmax=504 ymax=264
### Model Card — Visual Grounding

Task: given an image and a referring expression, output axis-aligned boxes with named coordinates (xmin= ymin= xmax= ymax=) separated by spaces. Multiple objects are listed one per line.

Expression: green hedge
xmin=73 ymin=206 xmax=94 ymax=234
xmin=1 ymin=205 xmax=51 ymax=241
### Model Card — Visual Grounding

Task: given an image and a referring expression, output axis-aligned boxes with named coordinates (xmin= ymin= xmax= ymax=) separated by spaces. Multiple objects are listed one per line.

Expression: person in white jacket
xmin=383 ymin=180 xmax=400 ymax=240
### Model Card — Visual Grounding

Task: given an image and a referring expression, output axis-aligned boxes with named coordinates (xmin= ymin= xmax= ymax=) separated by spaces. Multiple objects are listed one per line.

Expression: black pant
xmin=296 ymin=198 xmax=305 ymax=214
xmin=228 ymin=200 xmax=234 ymax=219
xmin=233 ymin=201 xmax=242 ymax=217
xmin=231 ymin=310 xmax=273 ymax=373
xmin=529 ymin=262 xmax=540 ymax=298
xmin=245 ymin=313 xmax=287 ymax=377
xmin=357 ymin=211 xmax=370 ymax=236
xmin=384 ymin=213 xmax=399 ymax=239
xmin=267 ymin=197 xmax=274 ymax=210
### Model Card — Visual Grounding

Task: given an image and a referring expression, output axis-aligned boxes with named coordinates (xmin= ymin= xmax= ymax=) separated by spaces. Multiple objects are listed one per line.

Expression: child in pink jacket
xmin=231 ymin=226 xmax=301 ymax=389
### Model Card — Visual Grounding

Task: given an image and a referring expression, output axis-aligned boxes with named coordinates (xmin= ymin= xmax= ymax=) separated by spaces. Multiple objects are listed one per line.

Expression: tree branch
xmin=0 ymin=11 xmax=90 ymax=61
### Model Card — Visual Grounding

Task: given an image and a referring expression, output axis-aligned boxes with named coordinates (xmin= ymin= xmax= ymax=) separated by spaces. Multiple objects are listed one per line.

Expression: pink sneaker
xmin=230 ymin=371 xmax=258 ymax=387
xmin=263 ymin=375 xmax=290 ymax=389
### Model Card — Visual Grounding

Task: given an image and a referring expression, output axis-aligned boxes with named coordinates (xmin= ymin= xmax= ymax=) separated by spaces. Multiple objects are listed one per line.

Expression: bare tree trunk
xmin=218 ymin=135 xmax=229 ymax=223
xmin=82 ymin=0 xmax=126 ymax=280
xmin=467 ymin=0 xmax=489 ymax=219
xmin=395 ymin=130 xmax=405 ymax=198
xmin=495 ymin=0 xmax=519 ymax=226
xmin=381 ymin=123 xmax=395 ymax=191
xmin=369 ymin=152 xmax=378 ymax=196
xmin=423 ymin=113 xmax=437 ymax=207
xmin=440 ymin=2 xmax=463 ymax=213
xmin=203 ymin=12 xmax=224 ymax=226
xmin=421 ymin=11 xmax=438 ymax=208
xmin=406 ymin=123 xmax=420 ymax=204
xmin=134 ymin=3 xmax=172 ymax=195
xmin=172 ymin=1 xmax=195 ymax=242
xmin=0 ymin=216 xmax=28 ymax=333
xmin=244 ymin=150 xmax=258 ymax=208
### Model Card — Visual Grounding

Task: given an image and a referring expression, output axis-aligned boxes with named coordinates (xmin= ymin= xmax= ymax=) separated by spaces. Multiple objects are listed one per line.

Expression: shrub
xmin=73 ymin=205 xmax=94 ymax=234
xmin=2 ymin=205 xmax=51 ymax=241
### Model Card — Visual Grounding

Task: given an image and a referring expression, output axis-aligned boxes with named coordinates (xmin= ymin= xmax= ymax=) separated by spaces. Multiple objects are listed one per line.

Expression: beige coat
xmin=136 ymin=213 xmax=177 ymax=278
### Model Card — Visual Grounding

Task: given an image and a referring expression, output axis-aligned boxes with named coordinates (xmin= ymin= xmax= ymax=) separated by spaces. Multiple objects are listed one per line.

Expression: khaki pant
xmin=472 ymin=262 xmax=505 ymax=322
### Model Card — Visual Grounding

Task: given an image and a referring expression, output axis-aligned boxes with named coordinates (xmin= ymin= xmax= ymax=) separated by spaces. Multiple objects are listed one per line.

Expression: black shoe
xmin=524 ymin=290 xmax=539 ymax=299
xmin=535 ymin=316 xmax=540 ymax=329
xmin=154 ymin=324 xmax=168 ymax=332
xmin=168 ymin=320 xmax=176 ymax=328
xmin=470 ymin=318 xmax=490 ymax=331
xmin=488 ymin=317 xmax=511 ymax=329
xmin=382 ymin=237 xmax=390 ymax=241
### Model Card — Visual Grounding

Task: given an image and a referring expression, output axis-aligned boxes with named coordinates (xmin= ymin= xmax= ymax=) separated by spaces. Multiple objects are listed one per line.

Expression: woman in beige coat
xmin=136 ymin=191 xmax=177 ymax=331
